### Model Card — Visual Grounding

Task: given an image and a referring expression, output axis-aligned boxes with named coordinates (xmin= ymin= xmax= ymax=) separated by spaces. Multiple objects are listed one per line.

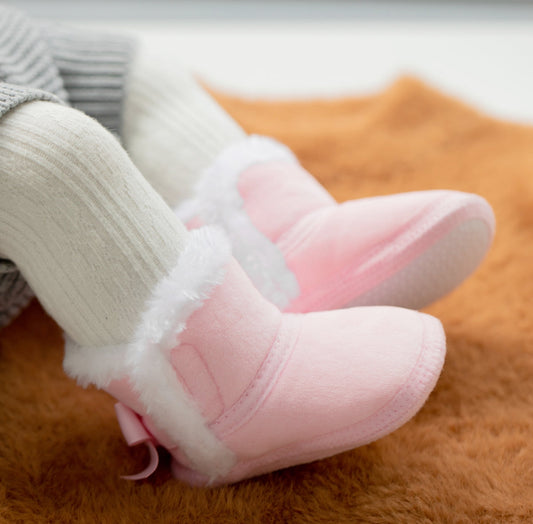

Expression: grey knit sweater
xmin=0 ymin=5 xmax=134 ymax=328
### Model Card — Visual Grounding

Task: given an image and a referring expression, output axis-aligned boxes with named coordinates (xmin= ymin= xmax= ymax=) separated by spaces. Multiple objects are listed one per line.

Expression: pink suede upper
xmin=216 ymin=307 xmax=428 ymax=447
xmin=238 ymin=160 xmax=335 ymax=243
xmin=237 ymin=160 xmax=494 ymax=313
xmin=177 ymin=260 xmax=282 ymax=417
xmin=172 ymin=288 xmax=445 ymax=485
xmin=281 ymin=191 xmax=493 ymax=312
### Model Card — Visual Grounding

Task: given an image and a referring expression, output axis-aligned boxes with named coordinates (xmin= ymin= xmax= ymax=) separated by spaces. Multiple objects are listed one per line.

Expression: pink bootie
xmin=178 ymin=136 xmax=495 ymax=312
xmin=64 ymin=227 xmax=446 ymax=486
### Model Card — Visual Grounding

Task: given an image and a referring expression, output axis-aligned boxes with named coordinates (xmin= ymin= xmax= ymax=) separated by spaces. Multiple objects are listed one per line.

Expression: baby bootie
xmin=64 ymin=226 xmax=446 ymax=486
xmin=178 ymin=135 xmax=495 ymax=312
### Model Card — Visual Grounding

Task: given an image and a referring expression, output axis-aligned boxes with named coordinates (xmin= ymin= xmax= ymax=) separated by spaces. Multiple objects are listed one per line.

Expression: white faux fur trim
xmin=63 ymin=226 xmax=236 ymax=481
xmin=176 ymin=135 xmax=300 ymax=310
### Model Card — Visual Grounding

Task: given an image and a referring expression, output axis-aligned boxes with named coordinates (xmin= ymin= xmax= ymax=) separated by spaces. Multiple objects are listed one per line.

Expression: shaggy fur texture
xmin=1 ymin=77 xmax=532 ymax=522
xmin=65 ymin=226 xmax=236 ymax=480
xmin=177 ymin=135 xmax=300 ymax=309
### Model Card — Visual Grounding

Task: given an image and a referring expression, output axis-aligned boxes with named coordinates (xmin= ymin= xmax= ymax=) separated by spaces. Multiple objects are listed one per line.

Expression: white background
xmin=8 ymin=0 xmax=533 ymax=124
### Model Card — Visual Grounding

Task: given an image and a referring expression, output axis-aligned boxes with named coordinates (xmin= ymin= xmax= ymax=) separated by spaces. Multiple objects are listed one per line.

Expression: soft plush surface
xmin=1 ymin=77 xmax=532 ymax=522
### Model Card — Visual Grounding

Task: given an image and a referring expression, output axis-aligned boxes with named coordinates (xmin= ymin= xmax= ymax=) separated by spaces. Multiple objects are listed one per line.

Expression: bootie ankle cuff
xmin=63 ymin=226 xmax=237 ymax=482
xmin=176 ymin=135 xmax=335 ymax=309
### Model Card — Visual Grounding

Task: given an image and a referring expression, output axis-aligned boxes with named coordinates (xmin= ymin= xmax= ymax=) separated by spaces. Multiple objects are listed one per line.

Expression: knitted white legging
xmin=0 ymin=101 xmax=189 ymax=347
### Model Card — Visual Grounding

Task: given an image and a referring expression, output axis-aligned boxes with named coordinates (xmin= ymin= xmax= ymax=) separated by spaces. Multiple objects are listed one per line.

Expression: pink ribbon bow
xmin=114 ymin=402 xmax=159 ymax=480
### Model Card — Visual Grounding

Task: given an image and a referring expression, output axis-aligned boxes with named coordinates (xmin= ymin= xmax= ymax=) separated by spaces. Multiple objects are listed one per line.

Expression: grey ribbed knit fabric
xmin=0 ymin=7 xmax=67 ymax=98
xmin=0 ymin=259 xmax=34 ymax=330
xmin=0 ymin=5 xmax=135 ymax=329
xmin=44 ymin=24 xmax=134 ymax=137
xmin=0 ymin=82 xmax=60 ymax=118
xmin=0 ymin=5 xmax=67 ymax=329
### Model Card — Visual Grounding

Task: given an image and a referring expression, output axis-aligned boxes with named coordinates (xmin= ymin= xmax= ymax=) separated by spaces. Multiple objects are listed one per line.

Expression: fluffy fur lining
xmin=63 ymin=226 xmax=236 ymax=481
xmin=176 ymin=135 xmax=300 ymax=310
